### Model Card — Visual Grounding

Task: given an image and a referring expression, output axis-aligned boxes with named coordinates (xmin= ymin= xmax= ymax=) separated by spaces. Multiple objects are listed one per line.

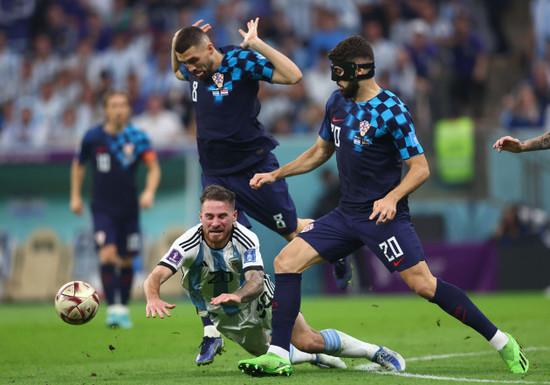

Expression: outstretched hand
xmin=211 ymin=293 xmax=242 ymax=305
xmin=492 ymin=136 xmax=523 ymax=153
xmin=249 ymin=172 xmax=276 ymax=190
xmin=146 ymin=298 xmax=176 ymax=319
xmin=239 ymin=17 xmax=260 ymax=49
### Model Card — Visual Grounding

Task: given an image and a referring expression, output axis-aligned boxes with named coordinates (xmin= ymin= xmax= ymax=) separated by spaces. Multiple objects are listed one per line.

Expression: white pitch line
xmin=355 ymin=347 xmax=550 ymax=384
xmin=406 ymin=347 xmax=550 ymax=362
xmin=361 ymin=371 xmax=550 ymax=384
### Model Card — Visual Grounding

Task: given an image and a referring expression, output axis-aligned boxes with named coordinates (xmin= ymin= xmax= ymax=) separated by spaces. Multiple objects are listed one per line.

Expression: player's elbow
xmin=420 ymin=165 xmax=430 ymax=182
xmin=289 ymin=70 xmax=303 ymax=84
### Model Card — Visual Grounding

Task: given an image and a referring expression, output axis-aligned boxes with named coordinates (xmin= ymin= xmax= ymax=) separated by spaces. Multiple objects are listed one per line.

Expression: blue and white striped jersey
xmin=158 ymin=221 xmax=264 ymax=317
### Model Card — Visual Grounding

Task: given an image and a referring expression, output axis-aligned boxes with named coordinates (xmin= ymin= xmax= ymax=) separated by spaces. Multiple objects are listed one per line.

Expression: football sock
xmin=100 ymin=263 xmax=116 ymax=305
xmin=320 ymin=329 xmax=379 ymax=359
xmin=430 ymin=278 xmax=498 ymax=341
xmin=289 ymin=344 xmax=316 ymax=364
xmin=201 ymin=315 xmax=214 ymax=327
xmin=119 ymin=267 xmax=133 ymax=305
xmin=270 ymin=273 xmax=302 ymax=352
xmin=203 ymin=325 xmax=221 ymax=338
xmin=490 ymin=330 xmax=510 ymax=351
xmin=267 ymin=345 xmax=290 ymax=361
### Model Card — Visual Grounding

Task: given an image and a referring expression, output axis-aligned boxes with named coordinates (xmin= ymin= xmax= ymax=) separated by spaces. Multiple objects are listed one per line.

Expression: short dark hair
xmin=174 ymin=26 xmax=209 ymax=54
xmin=102 ymin=90 xmax=130 ymax=107
xmin=328 ymin=35 xmax=374 ymax=63
xmin=200 ymin=185 xmax=236 ymax=209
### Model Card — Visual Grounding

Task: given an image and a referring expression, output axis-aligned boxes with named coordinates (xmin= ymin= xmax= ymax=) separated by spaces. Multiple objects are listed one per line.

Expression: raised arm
xmin=250 ymin=136 xmax=335 ymax=190
xmin=493 ymin=132 xmax=550 ymax=153
xmin=370 ymin=153 xmax=430 ymax=225
xmin=210 ymin=269 xmax=264 ymax=305
xmin=239 ymin=17 xmax=302 ymax=85
xmin=144 ymin=265 xmax=177 ymax=319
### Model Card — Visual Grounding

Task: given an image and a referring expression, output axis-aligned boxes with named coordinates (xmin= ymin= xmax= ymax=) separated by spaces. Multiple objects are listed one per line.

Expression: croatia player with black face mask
xmin=240 ymin=36 xmax=529 ymax=377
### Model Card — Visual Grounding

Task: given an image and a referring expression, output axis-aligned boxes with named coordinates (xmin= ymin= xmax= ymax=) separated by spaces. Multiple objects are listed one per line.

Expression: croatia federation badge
xmin=212 ymin=72 xmax=224 ymax=89
xmin=360 ymin=120 xmax=370 ymax=136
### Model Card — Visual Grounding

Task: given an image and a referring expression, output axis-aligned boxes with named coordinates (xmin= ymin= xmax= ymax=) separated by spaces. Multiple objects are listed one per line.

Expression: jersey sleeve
xmin=386 ymin=100 xmax=424 ymax=160
xmin=76 ymin=130 xmax=93 ymax=164
xmin=158 ymin=227 xmax=200 ymax=273
xmin=133 ymin=128 xmax=156 ymax=163
xmin=233 ymin=224 xmax=264 ymax=272
xmin=228 ymin=48 xmax=274 ymax=82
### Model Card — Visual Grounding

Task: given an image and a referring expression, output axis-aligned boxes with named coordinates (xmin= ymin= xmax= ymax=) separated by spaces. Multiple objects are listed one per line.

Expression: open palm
xmin=239 ymin=17 xmax=259 ymax=49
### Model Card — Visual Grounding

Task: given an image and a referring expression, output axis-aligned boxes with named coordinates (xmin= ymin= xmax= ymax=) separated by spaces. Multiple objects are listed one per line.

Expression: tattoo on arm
xmin=234 ymin=270 xmax=264 ymax=303
xmin=527 ymin=131 xmax=550 ymax=151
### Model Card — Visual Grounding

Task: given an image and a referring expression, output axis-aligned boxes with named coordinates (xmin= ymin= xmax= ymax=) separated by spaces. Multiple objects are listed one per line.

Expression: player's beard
xmin=339 ymin=81 xmax=360 ymax=99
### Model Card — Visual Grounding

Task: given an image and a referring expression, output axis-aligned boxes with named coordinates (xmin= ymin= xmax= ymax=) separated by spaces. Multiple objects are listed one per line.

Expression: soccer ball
xmin=55 ymin=281 xmax=100 ymax=325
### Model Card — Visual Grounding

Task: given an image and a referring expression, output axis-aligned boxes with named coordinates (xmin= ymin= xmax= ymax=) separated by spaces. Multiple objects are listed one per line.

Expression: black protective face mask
xmin=330 ymin=61 xmax=375 ymax=81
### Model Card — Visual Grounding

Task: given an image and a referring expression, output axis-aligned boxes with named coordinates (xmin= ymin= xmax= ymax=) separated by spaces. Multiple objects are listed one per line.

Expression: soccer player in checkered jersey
xmin=241 ymin=36 xmax=529 ymax=376
xmin=70 ymin=91 xmax=161 ymax=329
xmin=144 ymin=184 xmax=404 ymax=372
xmin=171 ymin=18 xmax=353 ymax=364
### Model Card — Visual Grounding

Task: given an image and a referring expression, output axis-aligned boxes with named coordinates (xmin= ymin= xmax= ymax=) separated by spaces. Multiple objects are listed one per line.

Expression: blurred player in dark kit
xmin=70 ymin=91 xmax=161 ymax=328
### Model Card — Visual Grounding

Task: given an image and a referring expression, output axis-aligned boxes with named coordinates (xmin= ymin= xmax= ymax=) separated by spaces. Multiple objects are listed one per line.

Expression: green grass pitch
xmin=1 ymin=293 xmax=549 ymax=384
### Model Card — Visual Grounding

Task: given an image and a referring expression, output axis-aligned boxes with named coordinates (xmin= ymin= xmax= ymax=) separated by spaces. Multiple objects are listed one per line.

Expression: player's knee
xmin=273 ymin=252 xmax=296 ymax=273
xmin=99 ymin=244 xmax=118 ymax=264
xmin=411 ymin=280 xmax=436 ymax=300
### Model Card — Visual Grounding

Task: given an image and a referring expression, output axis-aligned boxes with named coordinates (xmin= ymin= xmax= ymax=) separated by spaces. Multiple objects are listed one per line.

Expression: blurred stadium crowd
xmin=1 ymin=0 xmax=549 ymax=153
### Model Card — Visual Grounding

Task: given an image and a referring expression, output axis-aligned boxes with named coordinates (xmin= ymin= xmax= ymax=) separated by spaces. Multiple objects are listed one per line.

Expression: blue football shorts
xmin=202 ymin=153 xmax=298 ymax=236
xmin=92 ymin=212 xmax=140 ymax=257
xmin=298 ymin=207 xmax=425 ymax=272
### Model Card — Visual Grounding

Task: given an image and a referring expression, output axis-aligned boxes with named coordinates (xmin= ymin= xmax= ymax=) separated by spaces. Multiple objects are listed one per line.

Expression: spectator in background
xmin=127 ymin=71 xmax=147 ymax=115
xmin=308 ymin=6 xmax=348 ymax=68
xmin=79 ymin=10 xmax=113 ymax=52
xmin=0 ymin=105 xmax=49 ymax=149
xmin=363 ymin=18 xmax=398 ymax=77
xmin=0 ymin=0 xmax=36 ymax=52
xmin=31 ymin=33 xmax=61 ymax=85
xmin=141 ymin=31 xmax=182 ymax=99
xmin=133 ymin=93 xmax=187 ymax=148
xmin=33 ymin=80 xmax=65 ymax=128
xmin=500 ymin=83 xmax=546 ymax=129
xmin=414 ymin=0 xmax=454 ymax=45
xmin=448 ymin=13 xmax=488 ymax=117
xmin=48 ymin=105 xmax=81 ymax=149
xmin=292 ymin=101 xmax=324 ymax=135
xmin=303 ymin=50 xmax=336 ymax=108
xmin=529 ymin=60 xmax=550 ymax=111
xmin=14 ymin=57 xmax=40 ymax=99
xmin=43 ymin=2 xmax=79 ymax=56
xmin=492 ymin=204 xmax=532 ymax=247
xmin=0 ymin=29 xmax=21 ymax=104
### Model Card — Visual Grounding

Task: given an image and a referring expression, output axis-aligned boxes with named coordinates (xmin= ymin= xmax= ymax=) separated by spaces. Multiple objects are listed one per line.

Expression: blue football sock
xmin=430 ymin=278 xmax=497 ymax=340
xmin=200 ymin=315 xmax=214 ymax=327
xmin=270 ymin=273 xmax=302 ymax=351
xmin=100 ymin=264 xmax=116 ymax=305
